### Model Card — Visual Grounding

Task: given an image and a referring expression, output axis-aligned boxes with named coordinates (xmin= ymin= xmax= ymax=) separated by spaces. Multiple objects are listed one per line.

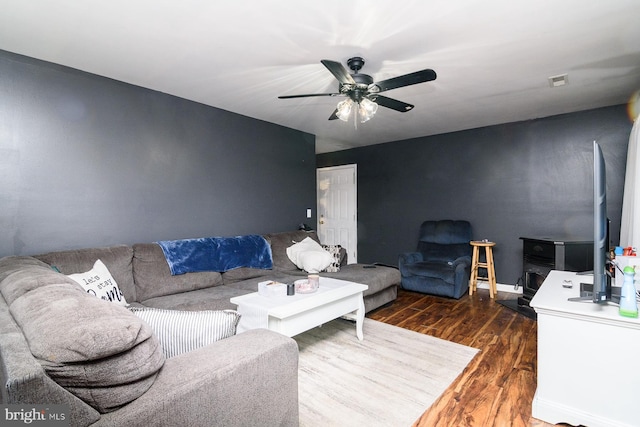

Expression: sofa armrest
xmin=98 ymin=329 xmax=299 ymax=427
xmin=452 ymin=255 xmax=471 ymax=269
xmin=452 ymin=256 xmax=472 ymax=298
xmin=398 ymin=252 xmax=423 ymax=276
xmin=399 ymin=252 xmax=423 ymax=265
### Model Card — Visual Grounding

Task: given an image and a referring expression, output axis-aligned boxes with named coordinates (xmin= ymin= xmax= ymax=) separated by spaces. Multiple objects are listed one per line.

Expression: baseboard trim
xmin=474 ymin=280 xmax=522 ymax=295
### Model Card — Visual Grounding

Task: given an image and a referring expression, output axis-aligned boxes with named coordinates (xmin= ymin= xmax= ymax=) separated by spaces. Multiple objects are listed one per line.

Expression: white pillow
xmin=128 ymin=307 xmax=240 ymax=358
xmin=66 ymin=259 xmax=128 ymax=306
xmin=286 ymin=237 xmax=333 ymax=273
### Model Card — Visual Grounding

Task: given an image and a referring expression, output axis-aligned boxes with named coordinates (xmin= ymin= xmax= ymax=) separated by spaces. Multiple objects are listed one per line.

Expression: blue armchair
xmin=398 ymin=220 xmax=472 ymax=299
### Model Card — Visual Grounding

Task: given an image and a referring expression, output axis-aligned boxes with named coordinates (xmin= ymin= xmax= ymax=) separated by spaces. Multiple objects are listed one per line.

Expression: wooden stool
xmin=469 ymin=241 xmax=497 ymax=298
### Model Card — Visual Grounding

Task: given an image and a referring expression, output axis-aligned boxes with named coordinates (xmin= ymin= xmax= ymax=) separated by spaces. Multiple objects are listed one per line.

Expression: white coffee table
xmin=230 ymin=277 xmax=368 ymax=340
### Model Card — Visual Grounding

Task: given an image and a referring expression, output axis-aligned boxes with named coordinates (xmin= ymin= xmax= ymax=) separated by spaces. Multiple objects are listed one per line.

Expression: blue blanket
xmin=156 ymin=235 xmax=273 ymax=275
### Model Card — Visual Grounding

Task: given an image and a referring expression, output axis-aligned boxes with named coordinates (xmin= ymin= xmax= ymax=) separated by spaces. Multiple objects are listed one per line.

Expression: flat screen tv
xmin=591 ymin=140 xmax=612 ymax=303
xmin=571 ymin=141 xmax=614 ymax=304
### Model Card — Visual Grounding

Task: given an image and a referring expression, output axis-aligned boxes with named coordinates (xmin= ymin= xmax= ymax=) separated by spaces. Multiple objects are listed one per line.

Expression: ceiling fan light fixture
xmin=336 ymin=99 xmax=353 ymax=121
xmin=358 ymin=98 xmax=378 ymax=123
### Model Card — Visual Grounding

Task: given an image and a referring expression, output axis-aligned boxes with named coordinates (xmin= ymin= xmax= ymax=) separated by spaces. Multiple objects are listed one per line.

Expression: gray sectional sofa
xmin=0 ymin=230 xmax=399 ymax=426
xmin=130 ymin=230 xmax=400 ymax=313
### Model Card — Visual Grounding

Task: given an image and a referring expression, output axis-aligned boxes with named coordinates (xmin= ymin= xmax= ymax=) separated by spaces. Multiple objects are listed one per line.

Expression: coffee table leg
xmin=355 ymin=295 xmax=365 ymax=341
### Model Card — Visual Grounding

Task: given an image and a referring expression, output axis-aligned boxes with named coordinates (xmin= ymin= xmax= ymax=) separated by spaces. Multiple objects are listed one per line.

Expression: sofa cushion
xmin=140 ymin=285 xmax=248 ymax=311
xmin=264 ymin=230 xmax=321 ymax=271
xmin=66 ymin=259 xmax=128 ymax=306
xmin=129 ymin=307 xmax=240 ymax=358
xmin=132 ymin=243 xmax=224 ymax=301
xmin=35 ymin=245 xmax=137 ymax=303
xmin=221 ymin=266 xmax=270 ymax=284
xmin=0 ymin=256 xmax=51 ymax=283
xmin=319 ymin=264 xmax=402 ymax=297
xmin=0 ymin=257 xmax=75 ymax=305
xmin=417 ymin=242 xmax=471 ymax=263
xmin=0 ymin=331 xmax=103 ymax=425
xmin=403 ymin=261 xmax=456 ymax=284
xmin=5 ymin=268 xmax=164 ymax=413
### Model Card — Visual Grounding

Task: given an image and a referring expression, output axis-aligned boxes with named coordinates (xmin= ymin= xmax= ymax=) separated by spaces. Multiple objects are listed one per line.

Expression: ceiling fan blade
xmin=370 ymin=69 xmax=437 ymax=93
xmin=321 ymin=60 xmax=356 ymax=85
xmin=328 ymin=109 xmax=339 ymax=120
xmin=370 ymin=95 xmax=415 ymax=112
xmin=278 ymin=93 xmax=339 ymax=99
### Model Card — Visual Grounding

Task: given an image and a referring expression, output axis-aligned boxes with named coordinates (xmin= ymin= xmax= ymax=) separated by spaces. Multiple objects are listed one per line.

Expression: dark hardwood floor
xmin=367 ymin=287 xmax=558 ymax=427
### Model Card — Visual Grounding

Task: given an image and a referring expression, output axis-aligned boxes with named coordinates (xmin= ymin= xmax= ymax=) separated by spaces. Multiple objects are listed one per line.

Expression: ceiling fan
xmin=278 ymin=57 xmax=437 ymax=123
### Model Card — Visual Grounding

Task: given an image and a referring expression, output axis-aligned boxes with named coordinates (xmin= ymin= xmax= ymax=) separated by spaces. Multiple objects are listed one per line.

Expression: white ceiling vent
xmin=548 ymin=74 xmax=569 ymax=88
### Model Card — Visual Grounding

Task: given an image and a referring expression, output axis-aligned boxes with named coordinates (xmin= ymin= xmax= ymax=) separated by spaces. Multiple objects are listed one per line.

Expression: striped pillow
xmin=128 ymin=307 xmax=240 ymax=358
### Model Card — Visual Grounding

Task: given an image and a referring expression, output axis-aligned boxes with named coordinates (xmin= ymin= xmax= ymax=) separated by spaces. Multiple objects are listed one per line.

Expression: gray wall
xmin=317 ymin=105 xmax=631 ymax=285
xmin=0 ymin=50 xmax=316 ymax=257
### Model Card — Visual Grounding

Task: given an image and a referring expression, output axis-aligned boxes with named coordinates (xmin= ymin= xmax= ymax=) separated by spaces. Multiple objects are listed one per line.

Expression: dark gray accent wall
xmin=0 ymin=50 xmax=316 ymax=257
xmin=317 ymin=105 xmax=631 ymax=285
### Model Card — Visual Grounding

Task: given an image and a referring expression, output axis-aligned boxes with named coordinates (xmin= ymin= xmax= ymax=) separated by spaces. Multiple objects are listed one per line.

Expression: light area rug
xmin=294 ymin=318 xmax=479 ymax=427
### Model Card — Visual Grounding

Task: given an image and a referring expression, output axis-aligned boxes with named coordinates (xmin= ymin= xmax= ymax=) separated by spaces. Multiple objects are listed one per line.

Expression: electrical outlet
xmin=306 ymin=209 xmax=312 ymax=218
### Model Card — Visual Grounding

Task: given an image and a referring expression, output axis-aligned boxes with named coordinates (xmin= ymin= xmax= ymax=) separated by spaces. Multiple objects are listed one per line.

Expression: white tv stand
xmin=530 ymin=270 xmax=640 ymax=427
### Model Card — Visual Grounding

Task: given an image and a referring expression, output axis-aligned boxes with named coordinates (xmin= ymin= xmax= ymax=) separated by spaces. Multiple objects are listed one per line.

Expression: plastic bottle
xmin=619 ymin=266 xmax=638 ymax=318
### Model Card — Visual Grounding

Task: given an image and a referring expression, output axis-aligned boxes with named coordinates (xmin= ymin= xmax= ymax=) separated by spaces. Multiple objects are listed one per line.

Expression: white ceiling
xmin=1 ymin=0 xmax=639 ymax=153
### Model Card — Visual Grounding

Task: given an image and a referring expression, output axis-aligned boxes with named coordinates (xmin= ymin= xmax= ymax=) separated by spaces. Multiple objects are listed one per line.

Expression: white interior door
xmin=317 ymin=164 xmax=358 ymax=263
